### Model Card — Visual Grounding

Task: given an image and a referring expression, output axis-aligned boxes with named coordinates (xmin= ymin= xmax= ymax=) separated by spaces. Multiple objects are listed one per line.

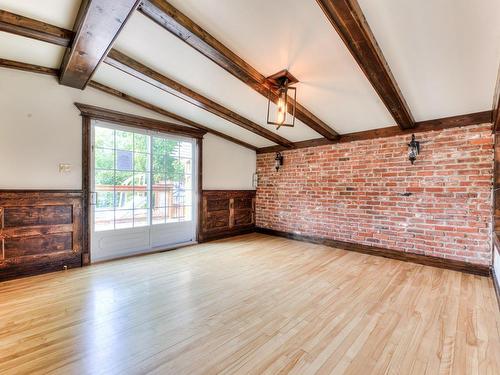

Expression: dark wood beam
xmin=75 ymin=103 xmax=206 ymax=139
xmin=105 ymin=49 xmax=294 ymax=148
xmin=59 ymin=0 xmax=141 ymax=89
xmin=257 ymin=111 xmax=493 ymax=153
xmin=0 ymin=10 xmax=73 ymax=47
xmin=316 ymin=0 xmax=415 ymax=130
xmin=88 ymin=81 xmax=258 ymax=150
xmin=0 ymin=58 xmax=58 ymax=76
xmin=138 ymin=0 xmax=340 ymax=140
xmin=493 ymin=64 xmax=500 ymax=132
xmin=0 ymin=57 xmax=258 ymax=150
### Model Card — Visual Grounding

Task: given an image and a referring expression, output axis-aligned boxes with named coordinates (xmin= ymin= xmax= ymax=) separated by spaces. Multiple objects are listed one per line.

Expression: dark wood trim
xmin=0 ymin=10 xmax=74 ymax=47
xmin=59 ymin=0 xmax=140 ymax=89
xmin=138 ymin=0 xmax=339 ymax=140
xmin=81 ymin=116 xmax=91 ymax=266
xmin=74 ymin=103 xmax=207 ymax=139
xmin=256 ymin=227 xmax=490 ymax=276
xmin=104 ymin=49 xmax=294 ymax=148
xmin=200 ymin=227 xmax=255 ymax=243
xmin=197 ymin=138 xmax=203 ymax=242
xmin=257 ymin=111 xmax=493 ymax=153
xmin=493 ymin=64 xmax=500 ymax=132
xmin=0 ymin=190 xmax=83 ymax=194
xmin=88 ymin=81 xmax=257 ymax=151
xmin=202 ymin=190 xmax=257 ymax=194
xmin=0 ymin=58 xmax=58 ymax=76
xmin=316 ymin=0 xmax=415 ymax=130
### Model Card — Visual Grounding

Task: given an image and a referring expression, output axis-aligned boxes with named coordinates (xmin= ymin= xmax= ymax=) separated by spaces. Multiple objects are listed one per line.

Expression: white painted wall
xmin=0 ymin=68 xmax=256 ymax=190
xmin=202 ymin=133 xmax=256 ymax=190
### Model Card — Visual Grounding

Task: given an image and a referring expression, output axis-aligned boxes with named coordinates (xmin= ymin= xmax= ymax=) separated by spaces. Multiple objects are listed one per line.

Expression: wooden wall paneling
xmin=199 ymin=190 xmax=256 ymax=242
xmin=316 ymin=0 xmax=415 ymax=130
xmin=59 ymin=0 xmax=141 ymax=89
xmin=0 ymin=191 xmax=84 ymax=281
xmin=139 ymin=0 xmax=339 ymax=140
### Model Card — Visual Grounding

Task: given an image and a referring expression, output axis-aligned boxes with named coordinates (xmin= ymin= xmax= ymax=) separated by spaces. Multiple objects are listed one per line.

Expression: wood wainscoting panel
xmin=0 ymin=191 xmax=84 ymax=281
xmin=200 ymin=190 xmax=255 ymax=242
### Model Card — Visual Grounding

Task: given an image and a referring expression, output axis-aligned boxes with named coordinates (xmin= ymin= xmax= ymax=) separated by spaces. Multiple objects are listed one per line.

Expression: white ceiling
xmin=358 ymin=0 xmax=500 ymax=120
xmin=165 ymin=0 xmax=395 ymax=133
xmin=0 ymin=32 xmax=65 ymax=68
xmin=0 ymin=0 xmax=80 ymax=29
xmin=113 ymin=12 xmax=322 ymax=142
xmin=0 ymin=0 xmax=499 ymax=148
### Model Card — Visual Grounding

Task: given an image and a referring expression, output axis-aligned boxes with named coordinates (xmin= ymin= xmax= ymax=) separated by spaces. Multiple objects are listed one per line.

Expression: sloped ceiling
xmin=0 ymin=0 xmax=499 ymax=149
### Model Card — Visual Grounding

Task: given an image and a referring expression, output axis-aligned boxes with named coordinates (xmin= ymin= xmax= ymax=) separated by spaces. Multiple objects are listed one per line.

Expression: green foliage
xmin=95 ymin=128 xmax=186 ymax=184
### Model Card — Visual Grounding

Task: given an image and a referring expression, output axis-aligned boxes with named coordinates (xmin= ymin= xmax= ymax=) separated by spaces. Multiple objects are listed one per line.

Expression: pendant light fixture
xmin=266 ymin=70 xmax=298 ymax=129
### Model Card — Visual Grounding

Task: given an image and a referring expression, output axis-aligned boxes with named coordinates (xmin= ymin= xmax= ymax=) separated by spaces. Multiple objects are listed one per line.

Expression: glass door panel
xmin=91 ymin=121 xmax=197 ymax=262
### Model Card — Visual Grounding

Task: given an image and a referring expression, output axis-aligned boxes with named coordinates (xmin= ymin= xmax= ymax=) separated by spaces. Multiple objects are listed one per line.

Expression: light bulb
xmin=275 ymin=89 xmax=287 ymax=125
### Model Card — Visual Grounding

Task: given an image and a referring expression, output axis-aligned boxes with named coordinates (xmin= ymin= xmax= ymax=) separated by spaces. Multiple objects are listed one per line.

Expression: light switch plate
xmin=59 ymin=163 xmax=72 ymax=173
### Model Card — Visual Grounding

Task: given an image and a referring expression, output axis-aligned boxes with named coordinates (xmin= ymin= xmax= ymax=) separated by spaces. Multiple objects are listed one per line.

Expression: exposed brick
xmin=256 ymin=123 xmax=494 ymax=266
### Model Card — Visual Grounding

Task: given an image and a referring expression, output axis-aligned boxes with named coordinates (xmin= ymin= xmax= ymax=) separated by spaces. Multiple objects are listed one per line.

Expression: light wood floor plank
xmin=0 ymin=233 xmax=499 ymax=374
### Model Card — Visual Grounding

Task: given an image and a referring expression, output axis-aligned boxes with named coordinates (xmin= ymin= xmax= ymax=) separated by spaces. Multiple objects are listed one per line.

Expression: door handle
xmin=90 ymin=192 xmax=97 ymax=206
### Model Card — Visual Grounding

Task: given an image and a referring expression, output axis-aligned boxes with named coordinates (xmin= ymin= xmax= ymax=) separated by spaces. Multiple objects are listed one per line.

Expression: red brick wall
xmin=256 ymin=123 xmax=494 ymax=265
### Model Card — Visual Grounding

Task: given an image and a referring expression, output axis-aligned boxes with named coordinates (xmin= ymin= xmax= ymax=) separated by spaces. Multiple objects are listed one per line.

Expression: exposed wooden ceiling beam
xmin=138 ymin=0 xmax=340 ymax=140
xmin=0 ymin=11 xmax=277 ymax=149
xmin=0 ymin=57 xmax=258 ymax=150
xmin=59 ymin=0 xmax=141 ymax=89
xmin=88 ymin=81 xmax=258 ymax=150
xmin=493 ymin=64 xmax=500 ymax=132
xmin=0 ymin=58 xmax=58 ymax=76
xmin=105 ymin=49 xmax=294 ymax=148
xmin=0 ymin=9 xmax=73 ymax=47
xmin=316 ymin=0 xmax=415 ymax=130
xmin=257 ymin=111 xmax=492 ymax=153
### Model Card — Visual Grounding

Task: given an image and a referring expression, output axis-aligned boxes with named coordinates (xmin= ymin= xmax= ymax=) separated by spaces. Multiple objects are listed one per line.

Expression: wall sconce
xmin=274 ymin=152 xmax=284 ymax=171
xmin=266 ymin=70 xmax=298 ymax=129
xmin=407 ymin=134 xmax=420 ymax=164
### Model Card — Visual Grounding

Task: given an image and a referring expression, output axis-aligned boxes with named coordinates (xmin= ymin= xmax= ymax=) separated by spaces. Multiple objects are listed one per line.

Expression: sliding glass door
xmin=90 ymin=120 xmax=197 ymax=262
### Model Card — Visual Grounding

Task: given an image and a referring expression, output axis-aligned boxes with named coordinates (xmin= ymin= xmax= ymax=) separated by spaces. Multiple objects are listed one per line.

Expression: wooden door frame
xmin=78 ymin=104 xmax=205 ymax=265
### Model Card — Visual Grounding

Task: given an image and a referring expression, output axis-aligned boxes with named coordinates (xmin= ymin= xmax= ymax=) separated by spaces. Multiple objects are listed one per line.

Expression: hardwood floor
xmin=0 ymin=233 xmax=499 ymax=374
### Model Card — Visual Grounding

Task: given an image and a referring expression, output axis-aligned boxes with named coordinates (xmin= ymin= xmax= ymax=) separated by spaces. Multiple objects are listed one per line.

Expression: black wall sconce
xmin=407 ymin=134 xmax=420 ymax=164
xmin=275 ymin=152 xmax=284 ymax=171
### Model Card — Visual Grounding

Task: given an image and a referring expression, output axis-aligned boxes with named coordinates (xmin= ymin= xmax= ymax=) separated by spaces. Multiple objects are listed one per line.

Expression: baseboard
xmin=492 ymin=266 xmax=500 ymax=312
xmin=255 ymin=227 xmax=490 ymax=277
xmin=199 ymin=227 xmax=255 ymax=243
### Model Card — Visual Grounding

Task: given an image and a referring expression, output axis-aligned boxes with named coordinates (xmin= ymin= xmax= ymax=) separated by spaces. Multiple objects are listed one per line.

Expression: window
xmin=93 ymin=125 xmax=194 ymax=232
